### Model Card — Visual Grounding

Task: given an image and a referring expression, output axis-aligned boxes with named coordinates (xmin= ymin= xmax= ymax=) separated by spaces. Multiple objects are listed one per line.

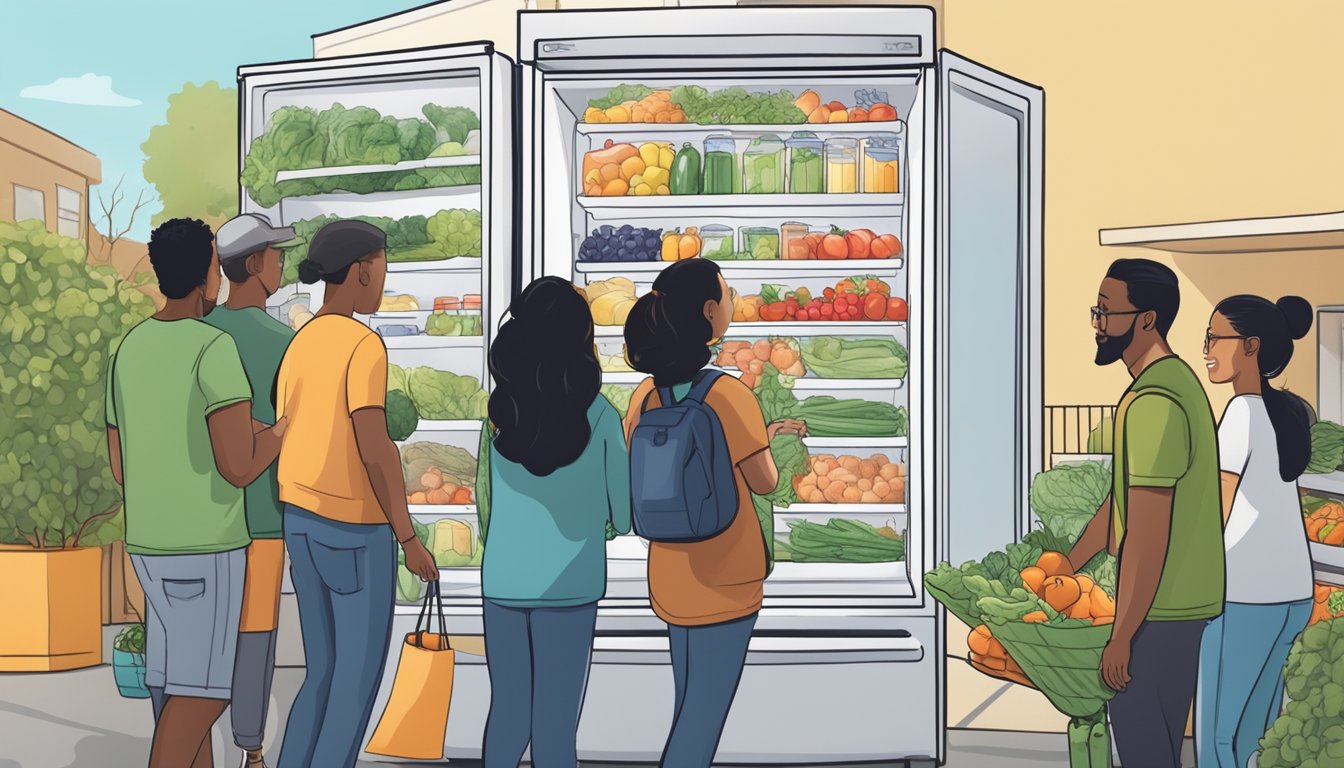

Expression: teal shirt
xmin=202 ymin=306 xmax=294 ymax=539
xmin=477 ymin=396 xmax=632 ymax=607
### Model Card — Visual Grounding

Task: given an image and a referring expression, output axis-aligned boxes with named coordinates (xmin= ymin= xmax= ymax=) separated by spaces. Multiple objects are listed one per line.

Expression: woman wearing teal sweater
xmin=475 ymin=276 xmax=632 ymax=768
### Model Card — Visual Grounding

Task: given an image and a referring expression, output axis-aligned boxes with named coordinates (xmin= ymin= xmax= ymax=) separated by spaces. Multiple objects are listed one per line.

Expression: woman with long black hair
xmin=477 ymin=276 xmax=632 ymax=768
xmin=1196 ymin=294 xmax=1315 ymax=768
xmin=622 ymin=259 xmax=806 ymax=767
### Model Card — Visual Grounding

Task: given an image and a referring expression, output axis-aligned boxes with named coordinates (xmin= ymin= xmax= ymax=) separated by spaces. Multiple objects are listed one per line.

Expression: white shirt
xmin=1219 ymin=395 xmax=1314 ymax=604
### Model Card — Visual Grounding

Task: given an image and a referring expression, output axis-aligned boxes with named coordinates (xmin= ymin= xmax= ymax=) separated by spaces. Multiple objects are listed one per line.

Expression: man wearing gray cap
xmin=204 ymin=213 xmax=301 ymax=768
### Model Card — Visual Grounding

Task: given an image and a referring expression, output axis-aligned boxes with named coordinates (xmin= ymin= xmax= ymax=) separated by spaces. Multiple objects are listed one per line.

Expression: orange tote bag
xmin=365 ymin=581 xmax=456 ymax=759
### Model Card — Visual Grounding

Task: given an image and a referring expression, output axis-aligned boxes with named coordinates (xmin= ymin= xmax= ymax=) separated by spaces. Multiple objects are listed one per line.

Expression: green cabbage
xmin=385 ymin=389 xmax=419 ymax=442
xmin=764 ymin=434 xmax=808 ymax=508
xmin=421 ymin=105 xmax=480 ymax=145
xmin=600 ymin=384 xmax=634 ymax=418
xmin=1029 ymin=461 xmax=1110 ymax=543
xmin=405 ymin=367 xmax=488 ymax=421
xmin=1309 ymin=420 xmax=1344 ymax=474
xmin=1258 ymin=617 xmax=1344 ymax=767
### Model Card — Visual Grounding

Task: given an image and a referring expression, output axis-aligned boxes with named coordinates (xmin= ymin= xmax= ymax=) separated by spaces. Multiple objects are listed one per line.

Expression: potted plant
xmin=0 ymin=221 xmax=153 ymax=672
xmin=112 ymin=623 xmax=149 ymax=698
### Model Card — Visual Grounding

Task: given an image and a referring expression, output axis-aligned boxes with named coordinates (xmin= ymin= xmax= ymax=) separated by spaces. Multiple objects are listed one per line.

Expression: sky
xmin=3 ymin=0 xmax=421 ymax=242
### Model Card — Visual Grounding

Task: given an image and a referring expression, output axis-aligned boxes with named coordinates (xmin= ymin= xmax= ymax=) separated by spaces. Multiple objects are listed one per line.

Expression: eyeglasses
xmin=1204 ymin=330 xmax=1248 ymax=353
xmin=1090 ymin=306 xmax=1144 ymax=329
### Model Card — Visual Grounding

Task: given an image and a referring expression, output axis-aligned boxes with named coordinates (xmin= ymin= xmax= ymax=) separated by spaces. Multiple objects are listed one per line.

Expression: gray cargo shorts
xmin=131 ymin=548 xmax=246 ymax=700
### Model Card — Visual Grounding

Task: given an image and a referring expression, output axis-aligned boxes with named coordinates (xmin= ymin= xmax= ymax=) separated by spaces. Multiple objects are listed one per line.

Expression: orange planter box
xmin=0 ymin=546 xmax=104 ymax=672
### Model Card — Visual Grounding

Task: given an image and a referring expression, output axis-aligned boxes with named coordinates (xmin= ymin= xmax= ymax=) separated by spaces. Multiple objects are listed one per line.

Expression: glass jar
xmin=780 ymin=221 xmax=811 ymax=260
xmin=825 ymin=137 xmax=860 ymax=194
xmin=740 ymin=226 xmax=780 ymax=260
xmin=743 ymin=134 xmax=786 ymax=195
xmin=702 ymin=135 xmax=739 ymax=195
xmin=863 ymin=136 xmax=900 ymax=194
xmin=698 ymin=224 xmax=734 ymax=260
xmin=786 ymin=132 xmax=824 ymax=194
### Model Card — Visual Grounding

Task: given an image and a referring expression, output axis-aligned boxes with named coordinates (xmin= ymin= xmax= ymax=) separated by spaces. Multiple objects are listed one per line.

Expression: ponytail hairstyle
xmin=487 ymin=276 xmax=601 ymax=476
xmin=624 ymin=258 xmax=724 ymax=388
xmin=1215 ymin=294 xmax=1315 ymax=481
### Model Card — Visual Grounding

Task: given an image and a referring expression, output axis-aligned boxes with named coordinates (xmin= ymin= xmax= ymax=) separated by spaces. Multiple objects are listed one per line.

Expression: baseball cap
xmin=216 ymin=214 xmax=304 ymax=263
xmin=298 ymin=219 xmax=387 ymax=284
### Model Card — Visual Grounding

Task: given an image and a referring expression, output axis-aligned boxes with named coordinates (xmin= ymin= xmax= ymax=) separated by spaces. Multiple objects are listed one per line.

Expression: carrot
xmin=967 ymin=625 xmax=994 ymax=656
xmin=1309 ymin=518 xmax=1329 ymax=541
xmin=1326 ymin=524 xmax=1344 ymax=546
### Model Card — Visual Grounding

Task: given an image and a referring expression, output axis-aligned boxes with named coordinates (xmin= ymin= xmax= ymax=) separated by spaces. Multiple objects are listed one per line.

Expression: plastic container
xmin=702 ymin=135 xmax=739 ymax=195
xmin=699 ymin=225 xmax=734 ymax=260
xmin=786 ymin=132 xmax=825 ymax=194
xmin=781 ymin=221 xmax=812 ymax=260
xmin=825 ymin=137 xmax=860 ymax=194
xmin=740 ymin=226 xmax=780 ymax=260
xmin=863 ymin=135 xmax=901 ymax=194
xmin=743 ymin=134 xmax=785 ymax=195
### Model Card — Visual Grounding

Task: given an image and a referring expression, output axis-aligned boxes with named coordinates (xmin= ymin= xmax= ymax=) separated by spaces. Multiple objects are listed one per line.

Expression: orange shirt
xmin=276 ymin=315 xmax=388 ymax=525
xmin=624 ymin=375 xmax=770 ymax=626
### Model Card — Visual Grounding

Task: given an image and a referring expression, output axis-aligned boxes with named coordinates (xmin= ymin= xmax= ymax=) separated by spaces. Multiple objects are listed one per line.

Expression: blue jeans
xmin=482 ymin=600 xmax=598 ymax=768
xmin=662 ymin=613 xmax=758 ymax=768
xmin=277 ymin=504 xmax=396 ymax=768
xmin=1196 ymin=599 xmax=1312 ymax=768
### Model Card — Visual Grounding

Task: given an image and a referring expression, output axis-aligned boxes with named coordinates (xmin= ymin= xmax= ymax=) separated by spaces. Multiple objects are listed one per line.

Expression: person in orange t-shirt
xmin=623 ymin=259 xmax=806 ymax=767
xmin=273 ymin=220 xmax=437 ymax=768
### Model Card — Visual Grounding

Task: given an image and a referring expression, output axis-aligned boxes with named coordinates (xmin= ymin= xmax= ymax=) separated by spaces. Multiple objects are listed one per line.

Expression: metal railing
xmin=1044 ymin=404 xmax=1116 ymax=468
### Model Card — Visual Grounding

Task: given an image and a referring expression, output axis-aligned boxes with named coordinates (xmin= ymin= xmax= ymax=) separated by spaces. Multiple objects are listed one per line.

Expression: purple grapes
xmin=578 ymin=224 xmax=664 ymax=262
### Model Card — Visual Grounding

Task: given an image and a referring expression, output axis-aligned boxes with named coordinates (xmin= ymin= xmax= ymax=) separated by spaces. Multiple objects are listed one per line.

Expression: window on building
xmin=14 ymin=185 xmax=45 ymax=225
xmin=57 ymin=186 xmax=82 ymax=238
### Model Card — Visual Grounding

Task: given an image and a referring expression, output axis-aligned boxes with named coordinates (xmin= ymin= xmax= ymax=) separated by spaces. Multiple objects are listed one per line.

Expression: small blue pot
xmin=112 ymin=648 xmax=150 ymax=699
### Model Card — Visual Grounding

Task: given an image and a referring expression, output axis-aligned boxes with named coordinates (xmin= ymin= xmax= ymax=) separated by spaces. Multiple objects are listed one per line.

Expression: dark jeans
xmin=662 ymin=612 xmax=758 ymax=768
xmin=482 ymin=600 xmax=599 ymax=768
xmin=277 ymin=504 xmax=396 ymax=768
xmin=1108 ymin=618 xmax=1207 ymax=768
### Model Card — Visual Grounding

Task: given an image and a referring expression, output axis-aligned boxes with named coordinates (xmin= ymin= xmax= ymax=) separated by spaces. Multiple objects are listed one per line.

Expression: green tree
xmin=141 ymin=81 xmax=238 ymax=229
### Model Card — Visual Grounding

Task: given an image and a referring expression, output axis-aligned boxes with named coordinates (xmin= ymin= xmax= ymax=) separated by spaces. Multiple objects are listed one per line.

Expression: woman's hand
xmin=766 ymin=419 xmax=808 ymax=440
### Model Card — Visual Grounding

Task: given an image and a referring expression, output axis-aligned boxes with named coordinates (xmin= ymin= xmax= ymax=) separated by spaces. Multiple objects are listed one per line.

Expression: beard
xmin=1094 ymin=323 xmax=1134 ymax=366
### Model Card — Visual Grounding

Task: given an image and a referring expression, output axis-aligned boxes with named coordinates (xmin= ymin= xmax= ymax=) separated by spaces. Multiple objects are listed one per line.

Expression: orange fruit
xmin=1037 ymin=551 xmax=1073 ymax=577
xmin=1090 ymin=590 xmax=1116 ymax=617
xmin=1076 ymin=574 xmax=1095 ymax=594
xmin=1042 ymin=575 xmax=1082 ymax=612
xmin=968 ymin=624 xmax=994 ymax=656
xmin=1068 ymin=593 xmax=1093 ymax=620
xmin=985 ymin=638 xmax=1008 ymax=658
xmin=1020 ymin=566 xmax=1047 ymax=595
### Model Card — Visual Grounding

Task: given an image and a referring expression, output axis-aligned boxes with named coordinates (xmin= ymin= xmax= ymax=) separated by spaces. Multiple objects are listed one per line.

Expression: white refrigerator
xmin=238 ymin=6 xmax=1042 ymax=765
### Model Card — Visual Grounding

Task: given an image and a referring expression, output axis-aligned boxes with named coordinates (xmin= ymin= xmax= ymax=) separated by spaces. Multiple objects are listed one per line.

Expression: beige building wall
xmin=0 ymin=109 xmax=101 ymax=242
xmin=315 ymin=0 xmax=1342 ymax=419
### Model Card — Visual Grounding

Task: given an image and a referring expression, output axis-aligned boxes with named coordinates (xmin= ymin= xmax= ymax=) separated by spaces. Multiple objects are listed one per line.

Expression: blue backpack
xmin=630 ymin=369 xmax=738 ymax=543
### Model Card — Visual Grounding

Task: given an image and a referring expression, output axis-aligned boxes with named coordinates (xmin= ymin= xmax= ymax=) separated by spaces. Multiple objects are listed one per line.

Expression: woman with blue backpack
xmin=623 ymin=258 xmax=807 ymax=767
xmin=477 ymin=276 xmax=632 ymax=768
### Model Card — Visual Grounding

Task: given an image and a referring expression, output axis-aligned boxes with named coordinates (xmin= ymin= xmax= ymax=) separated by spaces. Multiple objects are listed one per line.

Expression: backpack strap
xmin=682 ymin=369 xmax=726 ymax=405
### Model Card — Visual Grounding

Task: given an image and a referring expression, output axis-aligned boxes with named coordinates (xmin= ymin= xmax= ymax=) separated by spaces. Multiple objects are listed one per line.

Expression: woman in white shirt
xmin=1196 ymin=294 xmax=1315 ymax=768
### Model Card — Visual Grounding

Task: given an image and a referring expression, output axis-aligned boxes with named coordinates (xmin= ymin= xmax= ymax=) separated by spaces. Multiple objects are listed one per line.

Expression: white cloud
xmin=21 ymin=73 xmax=141 ymax=107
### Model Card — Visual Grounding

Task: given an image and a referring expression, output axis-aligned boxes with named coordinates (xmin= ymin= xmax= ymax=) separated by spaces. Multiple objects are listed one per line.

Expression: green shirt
xmin=1111 ymin=356 xmax=1224 ymax=621
xmin=106 ymin=318 xmax=253 ymax=555
xmin=203 ymin=306 xmax=294 ymax=538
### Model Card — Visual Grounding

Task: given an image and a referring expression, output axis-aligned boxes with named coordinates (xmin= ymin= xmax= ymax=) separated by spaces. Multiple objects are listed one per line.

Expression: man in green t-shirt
xmin=1066 ymin=258 xmax=1224 ymax=768
xmin=105 ymin=218 xmax=286 ymax=768
xmin=206 ymin=213 xmax=301 ymax=768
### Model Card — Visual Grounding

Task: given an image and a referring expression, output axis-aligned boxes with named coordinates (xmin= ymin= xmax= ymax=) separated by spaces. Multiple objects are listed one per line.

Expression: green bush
xmin=0 ymin=221 xmax=154 ymax=548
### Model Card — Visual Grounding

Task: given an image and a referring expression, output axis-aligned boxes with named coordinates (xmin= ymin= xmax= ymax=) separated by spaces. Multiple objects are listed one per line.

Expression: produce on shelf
xmin=1257 ymin=616 xmax=1344 ymax=767
xmin=661 ymin=228 xmax=702 ymax=261
xmin=600 ymin=384 xmax=636 ymax=418
xmin=379 ymin=293 xmax=420 ymax=312
xmin=579 ymin=225 xmax=664 ymax=263
xmin=582 ymin=87 xmax=687 ymax=124
xmin=1303 ymin=495 xmax=1344 ymax=545
xmin=426 ymin=312 xmax=483 ymax=337
xmin=581 ymin=140 xmax=675 ymax=197
xmin=670 ymin=143 xmax=703 ymax=195
xmin=242 ymin=104 xmax=482 ymax=207
xmin=755 ymin=363 xmax=907 ymax=437
xmin=788 ymin=228 xmax=902 ymax=261
xmin=776 ymin=518 xmax=904 ymax=563
xmin=735 ymin=277 xmax=906 ymax=324
xmin=386 ymin=390 xmax=420 ymax=442
xmin=800 ymin=337 xmax=908 ymax=379
xmin=1311 ymin=583 xmax=1344 ymax=626
xmin=280 ymin=210 xmax=482 ymax=286
xmin=389 ymin=364 xmax=488 ymax=420
xmin=793 ymin=89 xmax=899 ymax=124
xmin=402 ymin=441 xmax=477 ymax=504
xmin=599 ymin=349 xmax=634 ymax=373
xmin=287 ymin=303 xmax=314 ymax=330
xmin=795 ymin=453 xmax=904 ymax=504
xmin=715 ymin=339 xmax=805 ymax=387
xmin=431 ymin=517 xmax=481 ymax=566
xmin=1309 ymin=420 xmax=1344 ymax=474
xmin=582 ymin=277 xmax=638 ymax=326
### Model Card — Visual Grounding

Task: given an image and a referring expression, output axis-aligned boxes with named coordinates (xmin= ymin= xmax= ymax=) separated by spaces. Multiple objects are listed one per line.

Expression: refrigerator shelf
xmin=378 ymin=333 xmax=484 ymax=350
xmin=277 ymin=184 xmax=482 ymax=210
xmin=600 ymin=371 xmax=645 ymax=385
xmin=778 ymin=503 xmax=906 ymax=516
xmin=576 ymin=121 xmax=904 ymax=138
xmin=273 ymin=155 xmax=482 ymax=183
xmin=595 ymin=321 xmax=906 ymax=339
xmin=767 ymin=562 xmax=908 ymax=582
xmin=804 ymin=436 xmax=908 ymax=450
xmin=599 ymin=371 xmax=905 ymax=390
xmin=575 ymin=258 xmax=903 ymax=276
xmin=388 ymin=256 xmax=483 ymax=273
xmin=1301 ymin=470 xmax=1344 ymax=498
xmin=409 ymin=504 xmax=477 ymax=517
xmin=576 ymin=194 xmax=903 ymax=221
xmin=406 ymin=419 xmax=484 ymax=433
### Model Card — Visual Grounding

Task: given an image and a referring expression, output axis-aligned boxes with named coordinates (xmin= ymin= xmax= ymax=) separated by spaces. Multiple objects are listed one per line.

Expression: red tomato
xmin=804 ymin=234 xmax=824 ymax=257
xmin=870 ymin=234 xmax=903 ymax=260
xmin=887 ymin=297 xmax=909 ymax=322
xmin=823 ymin=288 xmax=836 ymax=302
xmin=869 ymin=104 xmax=898 ymax=122
xmin=863 ymin=292 xmax=887 ymax=321
xmin=808 ymin=307 xmax=822 ymax=320
xmin=760 ymin=302 xmax=789 ymax=322
xmin=821 ymin=303 xmax=834 ymax=318
xmin=845 ymin=229 xmax=875 ymax=260
xmin=820 ymin=234 xmax=849 ymax=260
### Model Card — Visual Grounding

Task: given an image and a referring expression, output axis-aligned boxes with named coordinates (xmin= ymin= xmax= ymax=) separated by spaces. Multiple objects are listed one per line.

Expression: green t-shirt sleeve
xmin=1124 ymin=392 xmax=1190 ymax=488
xmin=105 ymin=352 xmax=118 ymax=428
xmin=599 ymin=403 xmax=633 ymax=536
xmin=199 ymin=334 xmax=253 ymax=415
